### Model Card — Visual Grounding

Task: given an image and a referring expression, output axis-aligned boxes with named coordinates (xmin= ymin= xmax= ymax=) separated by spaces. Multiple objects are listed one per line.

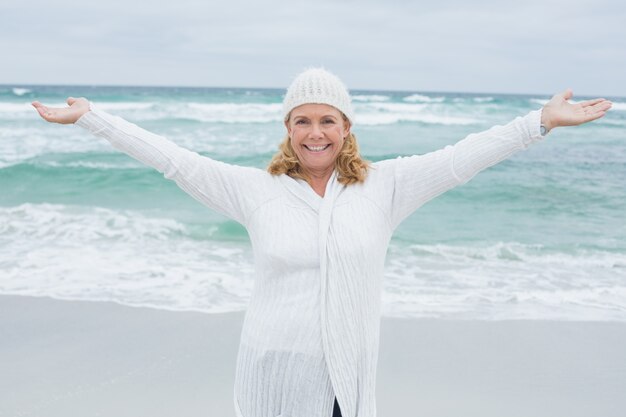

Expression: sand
xmin=1 ymin=294 xmax=625 ymax=417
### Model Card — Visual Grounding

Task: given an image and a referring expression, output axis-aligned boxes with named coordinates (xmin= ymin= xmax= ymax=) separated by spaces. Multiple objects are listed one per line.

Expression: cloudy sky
xmin=3 ymin=0 xmax=625 ymax=96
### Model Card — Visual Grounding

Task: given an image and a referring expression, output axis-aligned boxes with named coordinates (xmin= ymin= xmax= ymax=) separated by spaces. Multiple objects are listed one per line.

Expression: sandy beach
xmin=1 ymin=294 xmax=625 ymax=417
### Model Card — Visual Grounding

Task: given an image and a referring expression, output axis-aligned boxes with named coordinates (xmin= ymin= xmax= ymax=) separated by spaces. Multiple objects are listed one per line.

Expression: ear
xmin=343 ymin=119 xmax=351 ymax=138
xmin=284 ymin=119 xmax=292 ymax=137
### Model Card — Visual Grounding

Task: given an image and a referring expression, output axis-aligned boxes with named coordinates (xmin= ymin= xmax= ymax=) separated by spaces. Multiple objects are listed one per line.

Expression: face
xmin=284 ymin=103 xmax=351 ymax=176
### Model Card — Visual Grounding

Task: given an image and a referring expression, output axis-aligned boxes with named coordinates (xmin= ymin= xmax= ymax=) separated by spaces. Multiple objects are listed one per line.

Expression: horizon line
xmin=1 ymin=82 xmax=621 ymax=100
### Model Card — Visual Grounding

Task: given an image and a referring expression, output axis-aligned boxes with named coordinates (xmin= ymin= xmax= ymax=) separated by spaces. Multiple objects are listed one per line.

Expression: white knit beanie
xmin=282 ymin=67 xmax=355 ymax=125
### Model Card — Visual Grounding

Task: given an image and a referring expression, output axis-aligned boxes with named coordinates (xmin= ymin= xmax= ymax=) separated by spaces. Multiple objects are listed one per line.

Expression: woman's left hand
xmin=541 ymin=89 xmax=612 ymax=132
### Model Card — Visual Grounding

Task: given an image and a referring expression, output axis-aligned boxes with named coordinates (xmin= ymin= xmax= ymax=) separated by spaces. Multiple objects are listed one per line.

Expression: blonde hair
xmin=267 ymin=113 xmax=371 ymax=185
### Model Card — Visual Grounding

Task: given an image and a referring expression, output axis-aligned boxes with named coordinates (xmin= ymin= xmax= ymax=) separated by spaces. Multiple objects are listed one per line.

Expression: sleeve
xmin=74 ymin=102 xmax=270 ymax=227
xmin=388 ymin=108 xmax=545 ymax=230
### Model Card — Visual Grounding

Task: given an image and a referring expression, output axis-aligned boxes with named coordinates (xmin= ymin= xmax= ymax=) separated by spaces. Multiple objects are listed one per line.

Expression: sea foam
xmin=403 ymin=94 xmax=446 ymax=103
xmin=12 ymin=87 xmax=31 ymax=96
xmin=383 ymin=242 xmax=626 ymax=321
xmin=1 ymin=203 xmax=624 ymax=320
xmin=1 ymin=99 xmax=485 ymax=127
xmin=610 ymin=102 xmax=626 ymax=111
xmin=352 ymin=94 xmax=390 ymax=102
xmin=354 ymin=102 xmax=479 ymax=125
xmin=0 ymin=203 xmax=255 ymax=313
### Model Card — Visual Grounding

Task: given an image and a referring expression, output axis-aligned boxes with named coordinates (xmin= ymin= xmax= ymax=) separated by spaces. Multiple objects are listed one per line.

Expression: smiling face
xmin=284 ymin=103 xmax=351 ymax=177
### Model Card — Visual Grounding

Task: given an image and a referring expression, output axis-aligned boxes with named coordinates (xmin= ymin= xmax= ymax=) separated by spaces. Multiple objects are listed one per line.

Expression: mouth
xmin=303 ymin=144 xmax=331 ymax=153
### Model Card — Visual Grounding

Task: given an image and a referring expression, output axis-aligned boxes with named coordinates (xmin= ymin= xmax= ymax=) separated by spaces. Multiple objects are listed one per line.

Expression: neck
xmin=303 ymin=166 xmax=335 ymax=197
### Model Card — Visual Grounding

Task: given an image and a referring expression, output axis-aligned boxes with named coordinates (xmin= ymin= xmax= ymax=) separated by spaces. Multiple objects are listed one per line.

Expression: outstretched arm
xmin=387 ymin=90 xmax=612 ymax=230
xmin=32 ymin=97 xmax=275 ymax=226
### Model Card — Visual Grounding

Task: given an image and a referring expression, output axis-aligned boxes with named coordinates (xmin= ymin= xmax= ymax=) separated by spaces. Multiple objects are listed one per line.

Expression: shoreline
xmin=1 ymin=294 xmax=625 ymax=417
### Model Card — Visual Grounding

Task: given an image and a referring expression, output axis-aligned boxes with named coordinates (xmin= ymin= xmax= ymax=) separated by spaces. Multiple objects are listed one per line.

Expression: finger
xmin=579 ymin=102 xmax=611 ymax=123
xmin=31 ymin=102 xmax=49 ymax=117
xmin=578 ymin=98 xmax=606 ymax=108
xmin=582 ymin=110 xmax=607 ymax=123
xmin=41 ymin=109 xmax=55 ymax=121
xmin=67 ymin=97 xmax=76 ymax=106
xmin=31 ymin=102 xmax=58 ymax=122
xmin=562 ymin=88 xmax=574 ymax=101
xmin=587 ymin=100 xmax=613 ymax=114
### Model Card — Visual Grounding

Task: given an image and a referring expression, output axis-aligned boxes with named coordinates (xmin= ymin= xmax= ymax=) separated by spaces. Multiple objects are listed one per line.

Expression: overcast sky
xmin=2 ymin=0 xmax=625 ymax=96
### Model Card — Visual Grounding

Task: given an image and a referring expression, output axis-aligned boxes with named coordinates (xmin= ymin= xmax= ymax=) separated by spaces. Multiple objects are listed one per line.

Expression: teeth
xmin=305 ymin=144 xmax=329 ymax=152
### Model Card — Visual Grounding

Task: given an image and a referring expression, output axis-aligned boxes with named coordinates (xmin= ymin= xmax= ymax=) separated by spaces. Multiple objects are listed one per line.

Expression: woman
xmin=32 ymin=68 xmax=611 ymax=417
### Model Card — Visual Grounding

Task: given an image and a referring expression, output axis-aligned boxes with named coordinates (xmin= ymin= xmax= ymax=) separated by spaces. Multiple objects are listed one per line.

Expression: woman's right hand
xmin=32 ymin=97 xmax=91 ymax=124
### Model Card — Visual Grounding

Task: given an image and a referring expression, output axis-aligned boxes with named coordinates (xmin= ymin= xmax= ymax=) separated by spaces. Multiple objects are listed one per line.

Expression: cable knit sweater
xmin=75 ymin=104 xmax=545 ymax=417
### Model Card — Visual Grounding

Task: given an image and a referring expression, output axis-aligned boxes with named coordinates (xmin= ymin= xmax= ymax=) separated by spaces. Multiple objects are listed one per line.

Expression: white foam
xmin=0 ymin=101 xmax=36 ymax=114
xmin=609 ymin=102 xmax=626 ymax=111
xmin=96 ymin=102 xmax=155 ymax=111
xmin=0 ymin=203 xmax=254 ymax=313
xmin=2 ymin=206 xmax=624 ymax=321
xmin=0 ymin=126 xmax=111 ymax=168
xmin=184 ymin=102 xmax=282 ymax=123
xmin=382 ymin=241 xmax=626 ymax=321
xmin=12 ymin=87 xmax=31 ymax=96
xmin=2 ymin=98 xmax=483 ymax=126
xmin=38 ymin=160 xmax=143 ymax=170
xmin=0 ymin=119 xmax=279 ymax=168
xmin=473 ymin=97 xmax=494 ymax=103
xmin=354 ymin=102 xmax=479 ymax=125
xmin=0 ymin=100 xmax=284 ymax=124
xmin=357 ymin=113 xmax=478 ymax=126
xmin=90 ymin=101 xmax=282 ymax=123
xmin=403 ymin=94 xmax=445 ymax=103
xmin=352 ymin=94 xmax=390 ymax=102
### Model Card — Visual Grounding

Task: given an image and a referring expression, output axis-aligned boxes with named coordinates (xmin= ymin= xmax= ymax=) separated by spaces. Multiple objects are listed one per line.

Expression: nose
xmin=309 ymin=122 xmax=323 ymax=139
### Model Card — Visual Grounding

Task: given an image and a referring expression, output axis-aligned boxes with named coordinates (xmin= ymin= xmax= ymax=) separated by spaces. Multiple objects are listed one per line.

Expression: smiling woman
xmin=268 ymin=108 xmax=370 ymax=191
xmin=268 ymin=68 xmax=371 ymax=196
xmin=30 ymin=67 xmax=612 ymax=417
xmin=288 ymin=104 xmax=349 ymax=174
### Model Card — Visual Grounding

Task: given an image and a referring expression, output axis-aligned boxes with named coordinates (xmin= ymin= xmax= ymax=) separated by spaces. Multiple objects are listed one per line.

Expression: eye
xmin=295 ymin=119 xmax=308 ymax=125
xmin=322 ymin=119 xmax=335 ymax=124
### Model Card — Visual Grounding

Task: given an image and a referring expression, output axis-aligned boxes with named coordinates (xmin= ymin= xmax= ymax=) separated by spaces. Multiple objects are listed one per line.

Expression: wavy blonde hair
xmin=267 ymin=113 xmax=371 ymax=185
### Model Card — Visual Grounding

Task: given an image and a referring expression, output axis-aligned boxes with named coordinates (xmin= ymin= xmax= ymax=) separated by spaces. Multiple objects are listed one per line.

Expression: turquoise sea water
xmin=1 ymin=85 xmax=625 ymax=320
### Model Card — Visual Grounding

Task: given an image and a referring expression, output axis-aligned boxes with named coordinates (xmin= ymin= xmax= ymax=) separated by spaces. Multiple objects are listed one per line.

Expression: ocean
xmin=1 ymin=85 xmax=624 ymax=321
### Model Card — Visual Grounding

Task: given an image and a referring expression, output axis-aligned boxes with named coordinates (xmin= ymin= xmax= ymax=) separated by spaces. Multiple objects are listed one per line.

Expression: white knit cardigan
xmin=76 ymin=104 xmax=545 ymax=417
